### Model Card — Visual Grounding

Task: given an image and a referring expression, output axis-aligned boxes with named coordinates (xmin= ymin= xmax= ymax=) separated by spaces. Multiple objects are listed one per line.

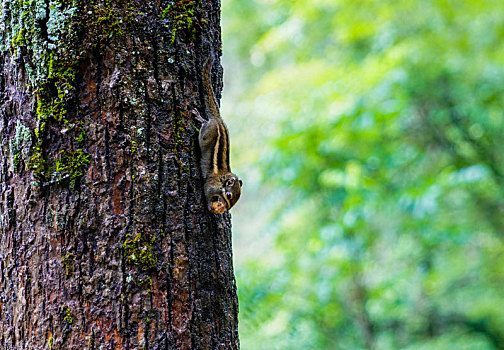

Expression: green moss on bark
xmin=2 ymin=0 xmax=92 ymax=186
xmin=162 ymin=0 xmax=205 ymax=44
xmin=123 ymin=233 xmax=158 ymax=271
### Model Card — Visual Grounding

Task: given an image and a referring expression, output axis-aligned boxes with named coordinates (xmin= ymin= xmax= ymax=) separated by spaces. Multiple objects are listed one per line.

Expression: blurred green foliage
xmin=221 ymin=0 xmax=504 ymax=349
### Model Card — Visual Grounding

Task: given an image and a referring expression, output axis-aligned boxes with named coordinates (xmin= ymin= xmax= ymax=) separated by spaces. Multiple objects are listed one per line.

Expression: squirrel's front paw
xmin=192 ymin=109 xmax=206 ymax=123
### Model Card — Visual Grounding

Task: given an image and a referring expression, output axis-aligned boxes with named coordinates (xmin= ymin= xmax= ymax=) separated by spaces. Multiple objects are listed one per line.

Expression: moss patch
xmin=85 ymin=0 xmax=134 ymax=43
xmin=123 ymin=233 xmax=157 ymax=271
xmin=3 ymin=0 xmax=91 ymax=186
xmin=162 ymin=0 xmax=204 ymax=44
xmin=61 ymin=252 xmax=74 ymax=275
xmin=53 ymin=149 xmax=90 ymax=185
xmin=61 ymin=306 xmax=74 ymax=325
xmin=29 ymin=148 xmax=90 ymax=186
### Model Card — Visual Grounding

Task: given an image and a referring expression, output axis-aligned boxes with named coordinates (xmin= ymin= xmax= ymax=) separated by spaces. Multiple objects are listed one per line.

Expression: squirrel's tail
xmin=202 ymin=54 xmax=221 ymax=119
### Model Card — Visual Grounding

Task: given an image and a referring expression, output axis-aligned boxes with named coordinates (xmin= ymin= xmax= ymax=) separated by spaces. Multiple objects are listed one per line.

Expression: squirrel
xmin=192 ymin=53 xmax=242 ymax=214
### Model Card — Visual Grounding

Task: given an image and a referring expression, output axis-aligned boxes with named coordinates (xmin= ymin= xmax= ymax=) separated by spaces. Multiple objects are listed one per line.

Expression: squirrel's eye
xmin=226 ymin=192 xmax=232 ymax=200
xmin=226 ymin=178 xmax=235 ymax=187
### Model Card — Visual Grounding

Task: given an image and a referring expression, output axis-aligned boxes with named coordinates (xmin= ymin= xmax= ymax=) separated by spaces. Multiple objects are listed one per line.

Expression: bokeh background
xmin=220 ymin=0 xmax=504 ymax=349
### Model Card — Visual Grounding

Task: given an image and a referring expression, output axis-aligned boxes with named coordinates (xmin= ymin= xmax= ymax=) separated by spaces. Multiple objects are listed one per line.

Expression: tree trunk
xmin=0 ymin=0 xmax=239 ymax=349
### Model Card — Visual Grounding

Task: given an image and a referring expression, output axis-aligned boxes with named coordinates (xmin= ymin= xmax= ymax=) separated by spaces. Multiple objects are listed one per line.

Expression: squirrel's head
xmin=205 ymin=173 xmax=243 ymax=214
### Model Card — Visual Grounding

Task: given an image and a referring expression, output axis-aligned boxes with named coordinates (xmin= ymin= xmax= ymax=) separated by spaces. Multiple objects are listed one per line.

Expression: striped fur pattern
xmin=194 ymin=54 xmax=242 ymax=213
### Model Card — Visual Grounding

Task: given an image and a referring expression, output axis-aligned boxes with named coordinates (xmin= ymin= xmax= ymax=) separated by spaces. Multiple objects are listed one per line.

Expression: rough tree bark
xmin=0 ymin=0 xmax=239 ymax=349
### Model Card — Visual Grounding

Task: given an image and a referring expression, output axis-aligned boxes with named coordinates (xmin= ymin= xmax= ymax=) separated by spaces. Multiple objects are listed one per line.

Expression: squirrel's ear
xmin=238 ymin=178 xmax=243 ymax=187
